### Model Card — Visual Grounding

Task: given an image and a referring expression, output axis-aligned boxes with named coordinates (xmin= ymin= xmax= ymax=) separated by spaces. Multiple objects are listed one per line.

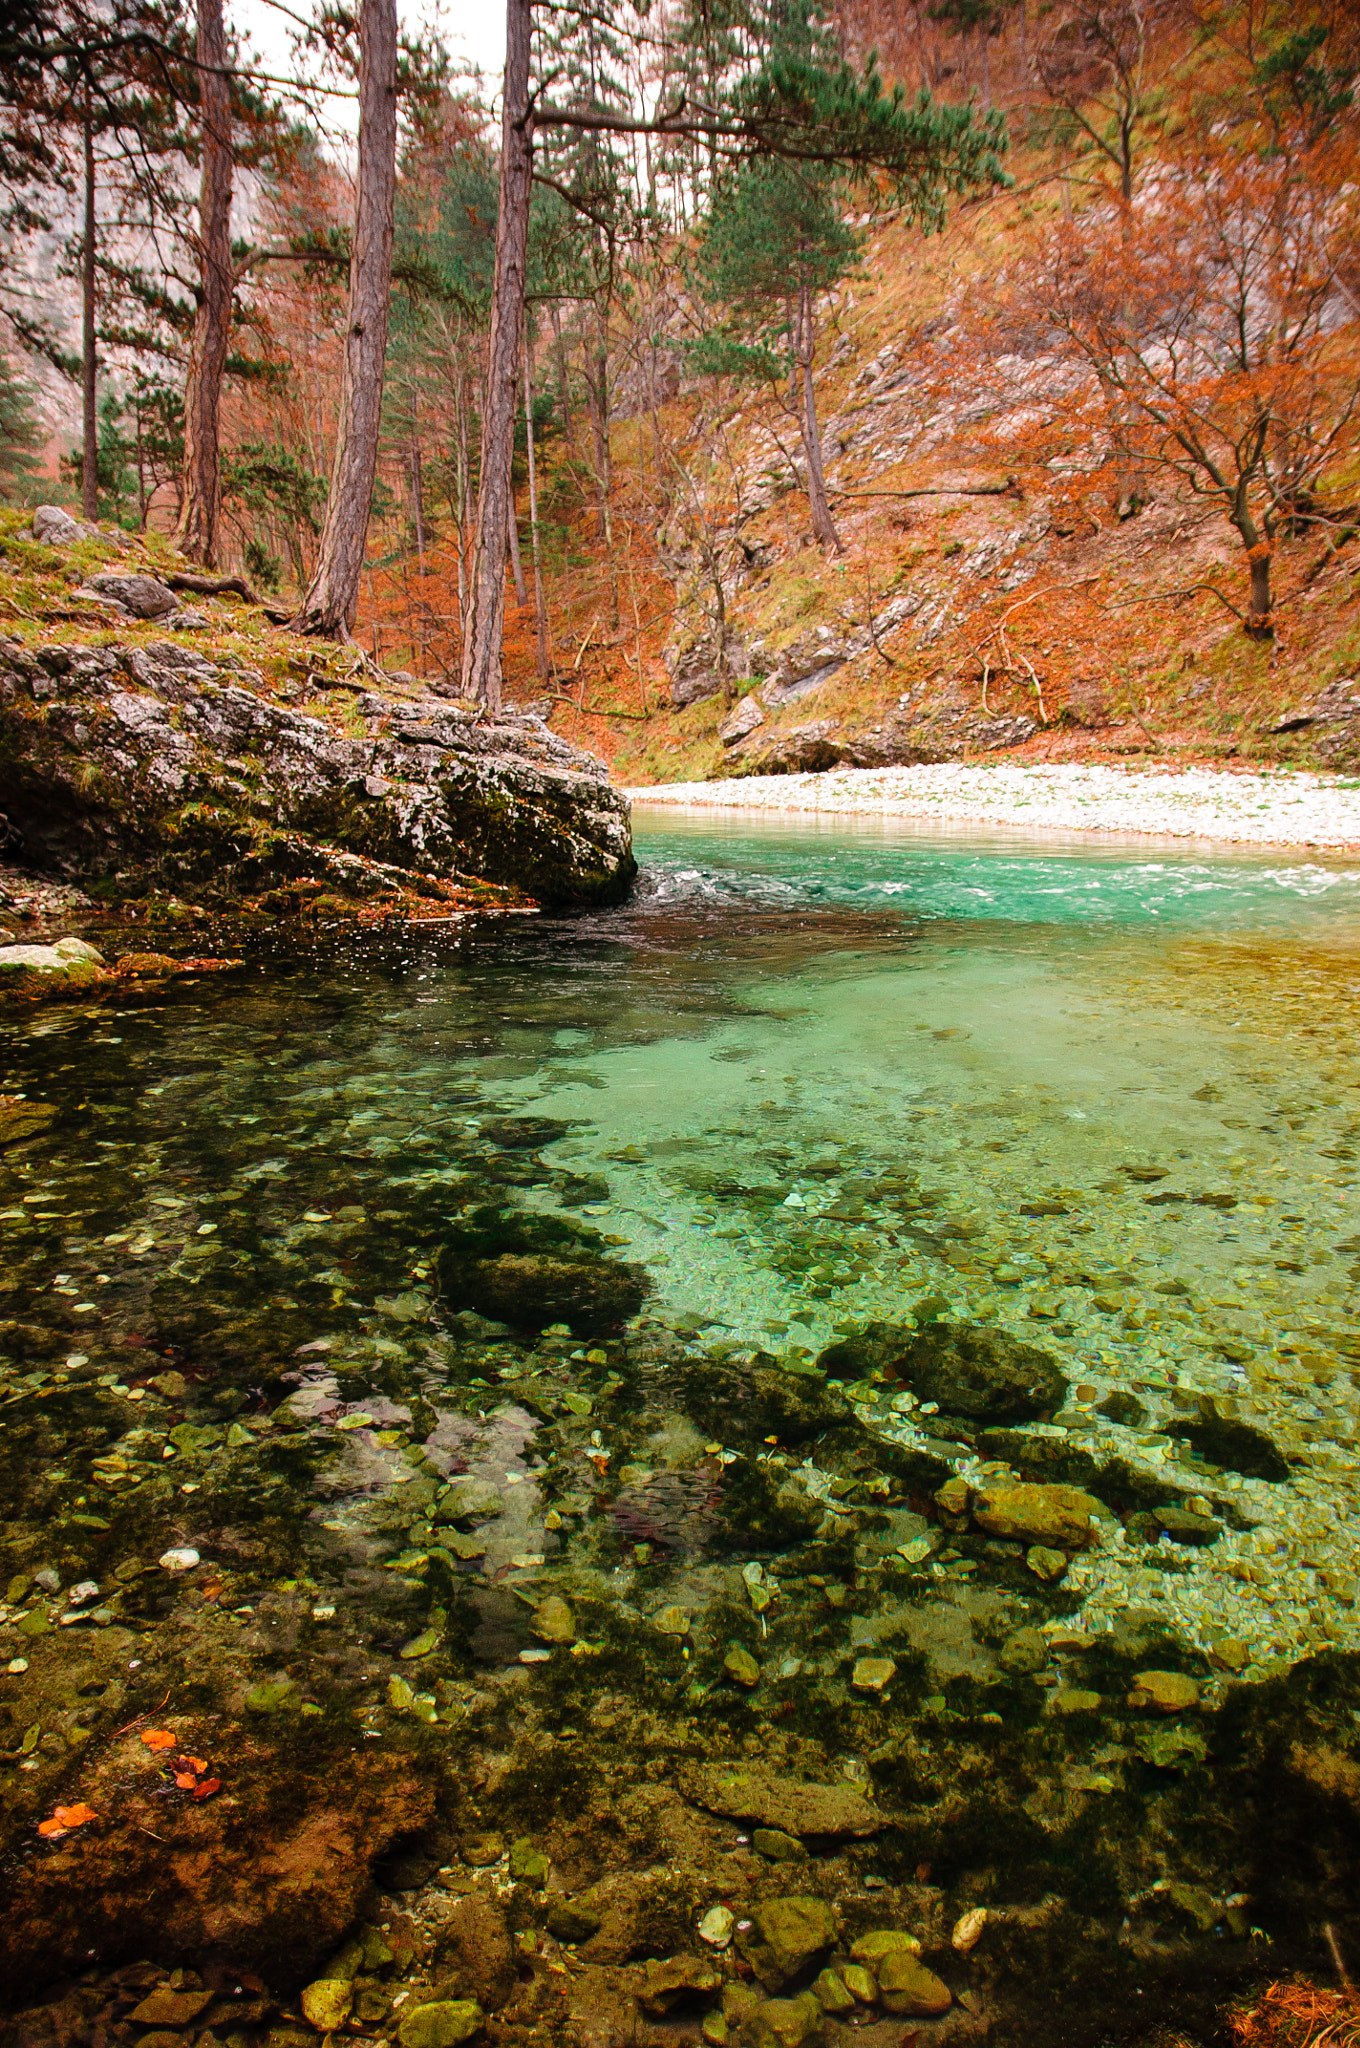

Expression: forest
xmin=2 ymin=0 xmax=1358 ymax=780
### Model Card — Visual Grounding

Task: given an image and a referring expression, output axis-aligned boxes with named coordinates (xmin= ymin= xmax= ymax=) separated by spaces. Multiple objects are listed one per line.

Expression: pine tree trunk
xmin=507 ymin=491 xmax=528 ymax=606
xmin=411 ymin=436 xmax=425 ymax=567
xmin=461 ymin=0 xmax=534 ymax=706
xmin=524 ymin=324 xmax=550 ymax=683
xmin=81 ymin=98 xmax=98 ymax=523
xmin=455 ymin=363 xmax=470 ymax=647
xmin=176 ymin=0 xmax=233 ymax=566
xmin=291 ymin=0 xmax=398 ymax=639
xmin=550 ymin=301 xmax=573 ymax=446
xmin=796 ymin=280 xmax=842 ymax=552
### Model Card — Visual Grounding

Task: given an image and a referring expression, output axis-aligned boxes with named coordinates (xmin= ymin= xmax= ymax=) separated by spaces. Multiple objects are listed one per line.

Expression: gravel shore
xmin=627 ymin=761 xmax=1360 ymax=849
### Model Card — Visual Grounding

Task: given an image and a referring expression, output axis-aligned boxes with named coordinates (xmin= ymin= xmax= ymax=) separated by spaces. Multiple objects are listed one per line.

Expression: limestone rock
xmin=439 ymin=1477 xmax=504 ymax=1521
xmin=89 ymin=572 xmax=180 ymax=618
xmin=1128 ymin=1669 xmax=1201 ymax=1713
xmin=952 ymin=1908 xmax=988 ymax=1953
xmin=0 ymin=647 xmax=635 ymax=909
xmin=841 ymin=1964 xmax=877 ymax=2002
xmin=739 ymin=1896 xmax=837 ymax=1987
xmin=1025 ymin=1545 xmax=1069 ymax=1581
xmin=30 ymin=505 xmax=94 ymax=546
xmin=699 ymin=1905 xmax=735 ymax=1948
xmin=720 ymin=695 xmax=766 ymax=746
xmin=449 ymin=1251 xmax=647 ymax=1335
xmin=0 ymin=937 xmax=105 ymax=991
xmin=396 ymin=2000 xmax=485 ymax=2048
xmin=973 ymin=1483 xmax=1099 ymax=1548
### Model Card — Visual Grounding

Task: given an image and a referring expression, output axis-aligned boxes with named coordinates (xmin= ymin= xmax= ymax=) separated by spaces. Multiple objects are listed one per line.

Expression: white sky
xmin=230 ymin=0 xmax=506 ymax=141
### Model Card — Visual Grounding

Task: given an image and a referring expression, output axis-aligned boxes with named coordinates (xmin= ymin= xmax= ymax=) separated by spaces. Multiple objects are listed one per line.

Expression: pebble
xmin=158 ymin=1548 xmax=199 ymax=1573
xmin=952 ymin=1908 xmax=988 ymax=1952
xmin=1128 ymin=1670 xmax=1201 ymax=1713
xmin=725 ymin=1647 xmax=761 ymax=1687
xmin=851 ymin=1656 xmax=897 ymax=1694
xmin=700 ymin=1906 xmax=735 ymax=1950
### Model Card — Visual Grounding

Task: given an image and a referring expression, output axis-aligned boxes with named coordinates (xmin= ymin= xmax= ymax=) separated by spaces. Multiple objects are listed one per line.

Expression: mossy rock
xmin=437 ymin=1206 xmax=647 ymax=1335
xmin=820 ymin=1320 xmax=1065 ymax=1422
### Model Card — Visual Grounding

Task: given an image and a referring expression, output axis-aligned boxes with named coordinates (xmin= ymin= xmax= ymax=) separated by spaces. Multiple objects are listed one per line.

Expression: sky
xmin=231 ymin=0 xmax=506 ymax=139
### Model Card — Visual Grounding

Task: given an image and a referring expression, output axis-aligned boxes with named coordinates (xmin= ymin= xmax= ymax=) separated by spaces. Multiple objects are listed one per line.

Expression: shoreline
xmin=625 ymin=761 xmax=1360 ymax=851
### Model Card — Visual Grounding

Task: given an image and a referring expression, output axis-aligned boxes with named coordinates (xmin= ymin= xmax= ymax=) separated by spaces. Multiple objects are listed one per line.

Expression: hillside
xmin=470 ymin=143 xmax=1360 ymax=790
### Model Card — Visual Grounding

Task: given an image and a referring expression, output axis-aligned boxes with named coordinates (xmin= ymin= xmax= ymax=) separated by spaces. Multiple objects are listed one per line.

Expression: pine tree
xmin=694 ymin=156 xmax=861 ymax=549
xmin=0 ymin=356 xmax=43 ymax=502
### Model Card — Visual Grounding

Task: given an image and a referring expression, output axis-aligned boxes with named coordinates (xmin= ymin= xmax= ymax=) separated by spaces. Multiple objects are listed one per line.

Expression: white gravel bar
xmin=627 ymin=762 xmax=1360 ymax=849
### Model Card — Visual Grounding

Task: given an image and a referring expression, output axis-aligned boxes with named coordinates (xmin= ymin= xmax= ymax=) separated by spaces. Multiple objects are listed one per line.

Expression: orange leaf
xmin=174 ymin=1772 xmax=197 ymax=1789
xmin=140 ymin=1729 xmax=176 ymax=1751
xmin=192 ymin=1777 xmax=221 ymax=1800
xmin=38 ymin=1803 xmax=97 ymax=1838
xmin=180 ymin=1755 xmax=209 ymax=1774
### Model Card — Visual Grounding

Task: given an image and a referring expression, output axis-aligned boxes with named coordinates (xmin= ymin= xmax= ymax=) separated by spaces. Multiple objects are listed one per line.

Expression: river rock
xmin=813 ymin=1968 xmax=855 ymax=2014
xmin=531 ymin=1596 xmax=576 ymax=1644
xmin=851 ymin=1655 xmax=896 ymax=1694
xmin=1127 ymin=1506 xmax=1220 ymax=1547
xmin=129 ymin=1989 xmax=215 ymax=2026
xmin=678 ymin=1765 xmax=882 ymax=1839
xmin=0 ymin=642 xmax=635 ymax=908
xmin=546 ymin=1899 xmax=602 ymax=1944
xmin=819 ymin=1320 xmax=1065 ymax=1421
xmin=725 ymin=1646 xmax=761 ymax=1686
xmin=440 ymin=1478 xmax=504 ymax=1522
xmin=396 ymin=2001 xmax=485 ymax=2048
xmin=878 ymin=1952 xmax=952 ymax=2017
xmin=748 ymin=1991 xmax=824 ymax=2045
xmin=998 ymin=1627 xmax=1049 ymax=1676
xmin=1128 ymin=1670 xmax=1201 ymax=1713
xmin=739 ymin=1897 xmax=837 ymax=1987
xmin=301 ymin=1979 xmax=354 ymax=2029
xmin=699 ymin=1905 xmax=735 ymax=1948
xmin=0 ymin=937 xmax=105 ymax=990
xmin=754 ymin=1828 xmax=807 ymax=1862
xmin=447 ymin=1251 xmax=646 ymax=1336
xmin=849 ymin=1931 xmax=921 ymax=1968
xmin=638 ymin=1956 xmax=721 ymax=2013
xmin=973 ymin=1483 xmax=1099 ymax=1548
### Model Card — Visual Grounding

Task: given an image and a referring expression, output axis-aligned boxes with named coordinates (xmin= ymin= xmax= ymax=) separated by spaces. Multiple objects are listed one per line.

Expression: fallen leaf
xmin=38 ymin=1803 xmax=97 ymax=1837
xmin=180 ymin=1755 xmax=209 ymax=1774
xmin=192 ymin=1777 xmax=221 ymax=1800
xmin=174 ymin=1772 xmax=197 ymax=1789
xmin=140 ymin=1729 xmax=176 ymax=1751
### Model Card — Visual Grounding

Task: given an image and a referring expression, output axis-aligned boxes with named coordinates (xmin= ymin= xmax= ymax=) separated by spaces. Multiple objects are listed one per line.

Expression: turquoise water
xmin=2 ymin=818 xmax=1360 ymax=1676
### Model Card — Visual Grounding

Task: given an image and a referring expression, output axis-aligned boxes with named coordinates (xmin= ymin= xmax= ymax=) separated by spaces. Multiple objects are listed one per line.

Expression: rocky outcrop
xmin=0 ymin=637 xmax=636 ymax=908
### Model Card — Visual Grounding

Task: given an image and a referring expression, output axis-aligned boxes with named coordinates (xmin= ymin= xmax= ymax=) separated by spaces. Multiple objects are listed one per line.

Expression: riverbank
xmin=627 ymin=762 xmax=1360 ymax=850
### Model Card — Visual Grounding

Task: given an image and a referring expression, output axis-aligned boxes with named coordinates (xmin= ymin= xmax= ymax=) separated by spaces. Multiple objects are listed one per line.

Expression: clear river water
xmin=3 ymin=814 xmax=1360 ymax=2030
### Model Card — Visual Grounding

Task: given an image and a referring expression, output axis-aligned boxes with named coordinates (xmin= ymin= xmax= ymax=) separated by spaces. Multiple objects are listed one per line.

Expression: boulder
xmin=678 ymin=1766 xmax=882 ymax=1839
xmin=973 ymin=1483 xmax=1099 ymax=1548
xmin=0 ymin=937 xmax=106 ymax=992
xmin=819 ymin=1318 xmax=1066 ymax=1420
xmin=738 ymin=1897 xmax=837 ymax=1988
xmin=0 ymin=644 xmax=635 ymax=909
xmin=720 ymin=694 xmax=766 ymax=746
xmin=458 ymin=1251 xmax=646 ymax=1334
xmin=30 ymin=505 xmax=94 ymax=546
xmin=88 ymin=572 xmax=180 ymax=618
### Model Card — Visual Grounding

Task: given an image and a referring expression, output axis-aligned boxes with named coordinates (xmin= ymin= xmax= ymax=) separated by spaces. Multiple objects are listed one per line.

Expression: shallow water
xmin=5 ymin=815 xmax=1360 ymax=2009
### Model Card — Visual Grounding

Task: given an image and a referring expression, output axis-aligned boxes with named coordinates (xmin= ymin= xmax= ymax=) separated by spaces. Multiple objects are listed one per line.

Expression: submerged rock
xmin=0 ymin=638 xmax=635 ymax=907
xmin=818 ymin=1318 xmax=1065 ymax=1421
xmin=437 ymin=1206 xmax=647 ymax=1335
xmin=973 ymin=1482 xmax=1099 ymax=1547
xmin=739 ymin=1897 xmax=838 ymax=1987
